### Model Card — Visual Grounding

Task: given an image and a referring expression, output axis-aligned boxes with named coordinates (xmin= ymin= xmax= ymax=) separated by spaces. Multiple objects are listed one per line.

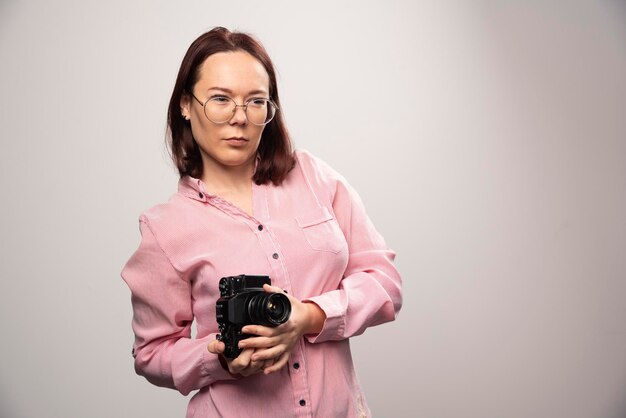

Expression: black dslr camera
xmin=216 ymin=275 xmax=291 ymax=359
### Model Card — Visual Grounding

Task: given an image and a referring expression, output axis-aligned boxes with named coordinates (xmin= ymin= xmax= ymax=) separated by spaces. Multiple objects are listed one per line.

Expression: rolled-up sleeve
xmin=121 ymin=216 xmax=237 ymax=395
xmin=303 ymin=160 xmax=403 ymax=343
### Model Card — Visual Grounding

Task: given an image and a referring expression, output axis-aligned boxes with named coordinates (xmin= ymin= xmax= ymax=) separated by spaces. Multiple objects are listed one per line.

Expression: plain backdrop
xmin=1 ymin=1 xmax=625 ymax=417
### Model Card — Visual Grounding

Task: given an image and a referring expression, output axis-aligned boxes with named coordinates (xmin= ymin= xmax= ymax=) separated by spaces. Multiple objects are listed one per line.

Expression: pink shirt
xmin=121 ymin=150 xmax=402 ymax=418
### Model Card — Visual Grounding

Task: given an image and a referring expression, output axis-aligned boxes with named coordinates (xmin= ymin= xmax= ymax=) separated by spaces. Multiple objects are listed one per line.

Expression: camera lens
xmin=248 ymin=292 xmax=291 ymax=326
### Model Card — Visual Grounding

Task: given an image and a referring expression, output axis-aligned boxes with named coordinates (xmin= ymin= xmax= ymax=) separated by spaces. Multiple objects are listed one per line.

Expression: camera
xmin=216 ymin=275 xmax=291 ymax=359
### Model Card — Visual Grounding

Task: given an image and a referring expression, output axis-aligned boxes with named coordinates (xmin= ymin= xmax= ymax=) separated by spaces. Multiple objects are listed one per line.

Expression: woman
xmin=122 ymin=27 xmax=402 ymax=418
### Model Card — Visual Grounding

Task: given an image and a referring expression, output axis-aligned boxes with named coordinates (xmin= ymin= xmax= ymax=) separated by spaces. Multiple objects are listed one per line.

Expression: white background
xmin=1 ymin=1 xmax=625 ymax=417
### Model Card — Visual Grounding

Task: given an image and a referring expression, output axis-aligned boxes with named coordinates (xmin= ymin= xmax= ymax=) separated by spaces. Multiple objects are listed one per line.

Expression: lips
xmin=223 ymin=137 xmax=249 ymax=147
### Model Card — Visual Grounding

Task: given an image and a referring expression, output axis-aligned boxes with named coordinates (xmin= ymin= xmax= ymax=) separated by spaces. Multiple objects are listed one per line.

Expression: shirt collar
xmin=177 ymin=155 xmax=261 ymax=203
xmin=178 ymin=176 xmax=212 ymax=203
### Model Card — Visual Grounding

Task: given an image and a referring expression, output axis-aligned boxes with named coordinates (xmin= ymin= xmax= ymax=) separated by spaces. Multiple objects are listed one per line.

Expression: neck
xmin=200 ymin=158 xmax=255 ymax=195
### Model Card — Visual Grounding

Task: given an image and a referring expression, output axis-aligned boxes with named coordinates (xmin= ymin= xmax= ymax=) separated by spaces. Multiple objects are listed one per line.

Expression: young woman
xmin=122 ymin=27 xmax=402 ymax=418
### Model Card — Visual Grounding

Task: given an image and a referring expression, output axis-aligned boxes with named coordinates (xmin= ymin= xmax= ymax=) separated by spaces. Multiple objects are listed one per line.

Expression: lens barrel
xmin=248 ymin=292 xmax=291 ymax=326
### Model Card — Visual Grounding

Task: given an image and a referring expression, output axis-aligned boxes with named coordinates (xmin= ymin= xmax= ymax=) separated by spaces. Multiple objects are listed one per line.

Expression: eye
xmin=248 ymin=98 xmax=268 ymax=108
xmin=209 ymin=95 xmax=231 ymax=104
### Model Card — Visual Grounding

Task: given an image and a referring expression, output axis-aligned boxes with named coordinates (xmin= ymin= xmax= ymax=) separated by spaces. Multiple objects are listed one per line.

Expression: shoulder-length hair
xmin=167 ymin=27 xmax=294 ymax=185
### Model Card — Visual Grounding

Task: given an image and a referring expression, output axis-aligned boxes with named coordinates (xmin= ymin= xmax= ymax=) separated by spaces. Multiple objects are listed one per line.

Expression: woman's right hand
xmin=207 ymin=340 xmax=273 ymax=377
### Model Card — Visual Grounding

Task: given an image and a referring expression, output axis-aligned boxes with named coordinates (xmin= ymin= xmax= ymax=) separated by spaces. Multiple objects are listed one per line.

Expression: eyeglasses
xmin=190 ymin=93 xmax=278 ymax=126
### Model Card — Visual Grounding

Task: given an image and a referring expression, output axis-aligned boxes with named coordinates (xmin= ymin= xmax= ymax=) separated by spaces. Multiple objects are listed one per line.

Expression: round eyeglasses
xmin=191 ymin=93 xmax=278 ymax=126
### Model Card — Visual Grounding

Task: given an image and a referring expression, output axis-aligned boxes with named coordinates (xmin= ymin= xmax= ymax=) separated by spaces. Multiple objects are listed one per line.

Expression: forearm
xmin=302 ymin=301 xmax=326 ymax=336
xmin=134 ymin=333 xmax=238 ymax=395
xmin=303 ymin=251 xmax=402 ymax=343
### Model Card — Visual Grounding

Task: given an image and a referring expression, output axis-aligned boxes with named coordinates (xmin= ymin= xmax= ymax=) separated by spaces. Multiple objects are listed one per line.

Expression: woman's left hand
xmin=237 ymin=284 xmax=326 ymax=375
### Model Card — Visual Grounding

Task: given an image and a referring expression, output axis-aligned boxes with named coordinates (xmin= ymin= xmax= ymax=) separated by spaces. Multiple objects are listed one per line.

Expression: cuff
xmin=302 ymin=290 xmax=346 ymax=343
xmin=171 ymin=335 xmax=239 ymax=395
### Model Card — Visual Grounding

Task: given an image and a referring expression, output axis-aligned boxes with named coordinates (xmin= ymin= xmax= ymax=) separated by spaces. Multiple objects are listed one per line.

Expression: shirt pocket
xmin=296 ymin=206 xmax=344 ymax=254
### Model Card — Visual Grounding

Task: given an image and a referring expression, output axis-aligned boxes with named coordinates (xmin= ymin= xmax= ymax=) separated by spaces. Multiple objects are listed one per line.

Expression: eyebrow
xmin=207 ymin=87 xmax=268 ymax=96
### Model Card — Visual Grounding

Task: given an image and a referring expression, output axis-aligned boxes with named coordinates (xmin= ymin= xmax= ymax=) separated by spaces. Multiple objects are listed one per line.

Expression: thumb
xmin=263 ymin=283 xmax=286 ymax=294
xmin=208 ymin=339 xmax=225 ymax=354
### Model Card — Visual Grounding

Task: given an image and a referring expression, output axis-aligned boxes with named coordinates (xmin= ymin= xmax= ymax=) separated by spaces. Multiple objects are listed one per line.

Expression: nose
xmin=229 ymin=105 xmax=247 ymax=125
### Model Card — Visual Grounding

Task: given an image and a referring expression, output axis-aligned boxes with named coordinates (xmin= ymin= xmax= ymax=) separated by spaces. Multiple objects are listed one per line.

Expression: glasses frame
xmin=190 ymin=93 xmax=279 ymax=126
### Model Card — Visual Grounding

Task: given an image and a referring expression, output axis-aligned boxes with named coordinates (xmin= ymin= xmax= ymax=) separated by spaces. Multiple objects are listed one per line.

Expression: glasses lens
xmin=205 ymin=97 xmax=235 ymax=124
xmin=246 ymin=99 xmax=276 ymax=125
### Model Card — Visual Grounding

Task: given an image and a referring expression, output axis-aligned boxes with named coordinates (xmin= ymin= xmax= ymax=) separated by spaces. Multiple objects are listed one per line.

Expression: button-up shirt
xmin=121 ymin=150 xmax=402 ymax=418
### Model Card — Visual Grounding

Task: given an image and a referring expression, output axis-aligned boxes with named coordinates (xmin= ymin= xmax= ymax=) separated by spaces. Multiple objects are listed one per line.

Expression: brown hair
xmin=167 ymin=27 xmax=294 ymax=185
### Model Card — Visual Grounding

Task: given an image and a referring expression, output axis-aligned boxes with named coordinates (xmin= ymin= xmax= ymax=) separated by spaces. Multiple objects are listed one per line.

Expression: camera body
xmin=216 ymin=275 xmax=291 ymax=359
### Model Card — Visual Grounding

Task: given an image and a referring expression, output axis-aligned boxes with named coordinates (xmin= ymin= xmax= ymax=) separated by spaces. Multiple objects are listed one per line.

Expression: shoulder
xmin=290 ymin=149 xmax=360 ymax=210
xmin=133 ymin=191 xmax=205 ymax=268
xmin=136 ymin=191 xmax=201 ymax=252
xmin=139 ymin=193 xmax=187 ymax=226
xmin=293 ymin=149 xmax=348 ymax=188
xmin=138 ymin=176 xmax=203 ymax=226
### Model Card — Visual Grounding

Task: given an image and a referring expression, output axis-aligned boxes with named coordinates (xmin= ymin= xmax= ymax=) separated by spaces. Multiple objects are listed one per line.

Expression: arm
xmin=302 ymin=162 xmax=403 ymax=343
xmin=121 ymin=217 xmax=238 ymax=395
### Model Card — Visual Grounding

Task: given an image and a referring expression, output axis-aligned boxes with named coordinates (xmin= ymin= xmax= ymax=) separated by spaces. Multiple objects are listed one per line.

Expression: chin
xmin=216 ymin=150 xmax=256 ymax=168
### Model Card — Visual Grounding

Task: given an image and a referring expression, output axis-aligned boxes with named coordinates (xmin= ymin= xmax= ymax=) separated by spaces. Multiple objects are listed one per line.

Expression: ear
xmin=180 ymin=93 xmax=191 ymax=120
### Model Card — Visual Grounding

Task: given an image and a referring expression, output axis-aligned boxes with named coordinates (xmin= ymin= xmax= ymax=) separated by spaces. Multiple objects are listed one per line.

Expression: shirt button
xmin=293 ymin=362 xmax=300 ymax=370
xmin=299 ymin=399 xmax=306 ymax=406
xmin=272 ymin=253 xmax=279 ymax=259
xmin=258 ymin=224 xmax=263 ymax=231
xmin=198 ymin=192 xmax=204 ymax=199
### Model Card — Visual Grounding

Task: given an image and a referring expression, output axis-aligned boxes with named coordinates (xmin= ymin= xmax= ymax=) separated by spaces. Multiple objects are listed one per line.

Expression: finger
xmin=263 ymin=283 xmax=286 ymax=294
xmin=238 ymin=364 xmax=263 ymax=377
xmin=207 ymin=339 xmax=225 ymax=354
xmin=240 ymin=350 xmax=267 ymax=376
xmin=241 ymin=325 xmax=278 ymax=337
xmin=229 ymin=348 xmax=253 ymax=374
xmin=262 ymin=358 xmax=275 ymax=370
xmin=251 ymin=344 xmax=285 ymax=362
xmin=264 ymin=352 xmax=290 ymax=374
xmin=240 ymin=362 xmax=262 ymax=376
xmin=248 ymin=357 xmax=264 ymax=372
xmin=238 ymin=335 xmax=278 ymax=350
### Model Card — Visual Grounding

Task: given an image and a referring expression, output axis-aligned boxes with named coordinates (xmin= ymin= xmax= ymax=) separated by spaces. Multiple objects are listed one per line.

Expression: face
xmin=181 ymin=50 xmax=270 ymax=177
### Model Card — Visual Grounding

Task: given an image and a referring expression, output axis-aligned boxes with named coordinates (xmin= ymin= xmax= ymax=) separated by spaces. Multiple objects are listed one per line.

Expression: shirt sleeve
xmin=302 ymin=157 xmax=403 ymax=343
xmin=121 ymin=216 xmax=238 ymax=395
